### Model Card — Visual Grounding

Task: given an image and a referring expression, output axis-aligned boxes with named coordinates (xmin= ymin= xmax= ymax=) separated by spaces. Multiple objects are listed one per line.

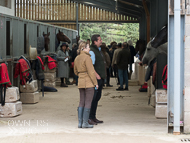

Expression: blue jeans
xmin=118 ymin=69 xmax=128 ymax=89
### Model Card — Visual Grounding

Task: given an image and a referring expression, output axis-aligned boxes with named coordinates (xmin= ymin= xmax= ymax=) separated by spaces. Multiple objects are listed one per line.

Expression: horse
xmin=72 ymin=35 xmax=80 ymax=46
xmin=142 ymin=25 xmax=168 ymax=65
xmin=142 ymin=25 xmax=168 ymax=92
xmin=76 ymin=35 xmax=80 ymax=45
xmin=43 ymin=32 xmax=50 ymax=51
xmin=37 ymin=32 xmax=50 ymax=54
xmin=56 ymin=30 xmax=71 ymax=44
xmin=135 ymin=39 xmax=146 ymax=60
xmin=142 ymin=43 xmax=167 ymax=65
xmin=55 ymin=30 xmax=71 ymax=51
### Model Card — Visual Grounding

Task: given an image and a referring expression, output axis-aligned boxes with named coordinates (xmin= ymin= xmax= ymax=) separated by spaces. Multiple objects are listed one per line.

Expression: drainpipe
xmin=173 ymin=0 xmax=181 ymax=135
xmin=76 ymin=2 xmax=79 ymax=35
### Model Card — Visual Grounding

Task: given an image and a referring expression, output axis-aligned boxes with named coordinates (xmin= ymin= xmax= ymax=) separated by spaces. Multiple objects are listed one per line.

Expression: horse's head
xmin=151 ymin=25 xmax=167 ymax=48
xmin=76 ymin=35 xmax=80 ymax=44
xmin=57 ymin=30 xmax=71 ymax=44
xmin=142 ymin=41 xmax=159 ymax=65
xmin=142 ymin=25 xmax=168 ymax=65
xmin=135 ymin=39 xmax=146 ymax=58
xmin=43 ymin=32 xmax=50 ymax=51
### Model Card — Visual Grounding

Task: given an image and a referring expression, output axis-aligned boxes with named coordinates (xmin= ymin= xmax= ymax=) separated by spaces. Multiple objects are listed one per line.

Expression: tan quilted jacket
xmin=74 ymin=51 xmax=97 ymax=88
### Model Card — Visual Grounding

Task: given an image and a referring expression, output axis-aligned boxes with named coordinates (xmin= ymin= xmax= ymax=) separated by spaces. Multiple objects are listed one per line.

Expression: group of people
xmin=109 ymin=41 xmax=136 ymax=90
xmin=56 ymin=34 xmax=136 ymax=128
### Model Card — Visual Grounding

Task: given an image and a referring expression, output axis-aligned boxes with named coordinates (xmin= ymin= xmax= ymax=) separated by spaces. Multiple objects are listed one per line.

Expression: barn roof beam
xmin=118 ymin=0 xmax=143 ymax=8
xmin=73 ymin=0 xmax=142 ymax=18
xmin=117 ymin=5 xmax=142 ymax=14
xmin=39 ymin=20 xmax=139 ymax=24
xmin=117 ymin=3 xmax=143 ymax=16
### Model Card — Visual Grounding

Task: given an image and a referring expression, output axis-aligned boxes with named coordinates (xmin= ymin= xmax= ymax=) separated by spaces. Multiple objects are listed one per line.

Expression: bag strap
xmin=0 ymin=85 xmax=6 ymax=106
xmin=3 ymin=85 xmax=6 ymax=106
xmin=41 ymin=80 xmax=44 ymax=97
xmin=162 ymin=65 xmax=167 ymax=84
xmin=0 ymin=85 xmax=2 ymax=106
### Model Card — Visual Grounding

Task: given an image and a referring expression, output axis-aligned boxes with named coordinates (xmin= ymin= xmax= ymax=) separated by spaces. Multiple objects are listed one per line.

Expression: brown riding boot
xmin=71 ymin=80 xmax=76 ymax=84
xmin=88 ymin=119 xmax=97 ymax=125
xmin=93 ymin=118 xmax=103 ymax=124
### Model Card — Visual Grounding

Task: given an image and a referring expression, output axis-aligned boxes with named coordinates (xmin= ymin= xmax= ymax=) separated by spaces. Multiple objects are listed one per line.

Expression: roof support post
xmin=76 ymin=2 xmax=79 ymax=35
xmin=142 ymin=0 xmax=150 ymax=43
xmin=173 ymin=0 xmax=181 ymax=135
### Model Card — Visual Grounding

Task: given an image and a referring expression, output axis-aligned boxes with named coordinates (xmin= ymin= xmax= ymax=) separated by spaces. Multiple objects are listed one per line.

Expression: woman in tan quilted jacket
xmin=74 ymin=41 xmax=98 ymax=129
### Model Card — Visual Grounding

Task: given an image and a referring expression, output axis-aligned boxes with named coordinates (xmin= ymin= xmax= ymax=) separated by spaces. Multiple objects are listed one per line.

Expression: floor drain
xmin=181 ymin=139 xmax=190 ymax=142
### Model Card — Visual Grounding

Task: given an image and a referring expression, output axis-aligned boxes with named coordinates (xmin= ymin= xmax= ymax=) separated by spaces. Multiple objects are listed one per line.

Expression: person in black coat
xmin=116 ymin=42 xmax=131 ymax=91
xmin=128 ymin=40 xmax=136 ymax=80
xmin=70 ymin=43 xmax=78 ymax=85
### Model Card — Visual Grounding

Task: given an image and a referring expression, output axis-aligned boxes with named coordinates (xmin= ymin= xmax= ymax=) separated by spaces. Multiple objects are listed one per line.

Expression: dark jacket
xmin=19 ymin=56 xmax=33 ymax=83
xmin=67 ymin=49 xmax=72 ymax=66
xmin=90 ymin=44 xmax=106 ymax=79
xmin=129 ymin=45 xmax=136 ymax=64
xmin=32 ymin=58 xmax=45 ymax=80
xmin=71 ymin=46 xmax=78 ymax=62
xmin=109 ymin=47 xmax=117 ymax=62
xmin=116 ymin=47 xmax=131 ymax=70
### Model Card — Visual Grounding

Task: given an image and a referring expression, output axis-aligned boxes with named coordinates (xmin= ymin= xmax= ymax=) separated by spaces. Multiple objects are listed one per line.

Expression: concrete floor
xmin=0 ymin=78 xmax=189 ymax=143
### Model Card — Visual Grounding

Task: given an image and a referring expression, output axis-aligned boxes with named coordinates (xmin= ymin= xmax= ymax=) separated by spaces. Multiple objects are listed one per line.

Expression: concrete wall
xmin=0 ymin=0 xmax=15 ymax=16
xmin=184 ymin=15 xmax=190 ymax=133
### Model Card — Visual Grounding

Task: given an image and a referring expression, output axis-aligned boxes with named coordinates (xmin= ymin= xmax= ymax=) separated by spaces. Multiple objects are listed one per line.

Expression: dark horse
xmin=55 ymin=30 xmax=71 ymax=51
xmin=76 ymin=35 xmax=80 ymax=45
xmin=72 ymin=35 xmax=80 ymax=46
xmin=43 ymin=32 xmax=50 ymax=51
xmin=135 ymin=39 xmax=146 ymax=61
xmin=37 ymin=32 xmax=50 ymax=54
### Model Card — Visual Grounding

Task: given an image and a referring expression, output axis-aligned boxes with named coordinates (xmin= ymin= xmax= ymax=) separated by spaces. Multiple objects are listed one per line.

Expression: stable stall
xmin=0 ymin=0 xmax=189 ymax=135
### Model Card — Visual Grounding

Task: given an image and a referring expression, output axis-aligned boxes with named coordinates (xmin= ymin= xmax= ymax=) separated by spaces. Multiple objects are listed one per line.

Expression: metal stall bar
xmin=168 ymin=0 xmax=184 ymax=134
xmin=76 ymin=2 xmax=79 ymax=35
xmin=173 ymin=0 xmax=181 ymax=134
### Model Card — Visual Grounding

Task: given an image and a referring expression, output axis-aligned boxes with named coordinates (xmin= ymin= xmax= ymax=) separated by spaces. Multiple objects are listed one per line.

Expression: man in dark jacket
xmin=88 ymin=34 xmax=106 ymax=125
xmin=116 ymin=42 xmax=131 ymax=91
xmin=71 ymin=42 xmax=79 ymax=85
xmin=65 ymin=46 xmax=73 ymax=85
xmin=109 ymin=43 xmax=117 ymax=77
xmin=128 ymin=40 xmax=136 ymax=80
